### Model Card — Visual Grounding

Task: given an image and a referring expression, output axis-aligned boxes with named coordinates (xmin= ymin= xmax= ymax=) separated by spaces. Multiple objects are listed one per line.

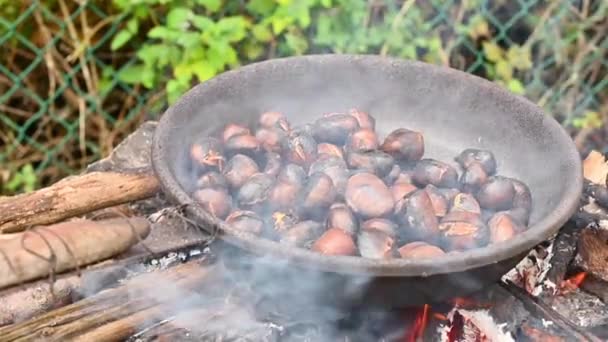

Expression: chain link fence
xmin=0 ymin=0 xmax=606 ymax=194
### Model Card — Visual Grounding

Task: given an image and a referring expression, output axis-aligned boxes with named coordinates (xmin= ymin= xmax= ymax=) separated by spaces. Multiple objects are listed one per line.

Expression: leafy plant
xmin=3 ymin=164 xmax=38 ymax=194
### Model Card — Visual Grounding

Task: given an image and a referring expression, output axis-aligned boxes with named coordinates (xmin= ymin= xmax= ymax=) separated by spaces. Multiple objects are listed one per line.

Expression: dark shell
xmin=380 ymin=128 xmax=424 ymax=162
xmin=268 ymin=182 xmax=299 ymax=211
xmin=259 ymin=111 xmax=290 ymax=132
xmin=309 ymin=156 xmax=348 ymax=174
xmin=361 ymin=218 xmax=397 ymax=237
xmin=279 ymin=220 xmax=324 ymax=248
xmin=309 ymin=156 xmax=349 ymax=196
xmin=317 ymin=143 xmax=345 ymax=160
xmin=459 ymin=162 xmax=488 ymax=193
xmin=394 ymin=189 xmax=440 ymax=241
xmin=348 ymin=108 xmax=376 ymax=130
xmin=450 ymin=193 xmax=482 ymax=214
xmin=345 ymin=173 xmax=395 ymax=219
xmin=223 ymin=154 xmax=259 ymax=189
xmin=345 ymin=128 xmax=379 ymax=152
xmin=439 ymin=220 xmax=488 ymax=251
xmin=384 ymin=165 xmax=402 ymax=185
xmin=425 ymin=185 xmax=448 ymax=217
xmin=398 ymin=242 xmax=445 ymax=259
xmin=190 ymin=137 xmax=225 ymax=172
xmin=358 ymin=229 xmax=395 ymax=259
xmin=284 ymin=131 xmax=317 ymax=167
xmin=222 ymin=123 xmax=250 ymax=143
xmin=297 ymin=172 xmax=337 ymax=219
xmin=488 ymin=212 xmax=520 ymax=243
xmin=312 ymin=227 xmax=357 ymax=256
xmin=278 ymin=163 xmax=307 ymax=186
xmin=197 ymin=171 xmax=228 ymax=189
xmin=312 ymin=114 xmax=360 ymax=145
xmin=509 ymin=178 xmax=532 ymax=212
xmin=455 ymin=149 xmax=497 ymax=175
xmin=256 ymin=128 xmax=286 ymax=153
xmin=263 ymin=152 xmax=282 ymax=177
xmin=193 ymin=188 xmax=232 ymax=219
xmin=476 ymin=176 xmax=516 ymax=211
xmin=438 ymin=188 xmax=460 ymax=203
xmin=267 ymin=211 xmax=299 ymax=237
xmin=394 ymin=171 xmax=414 ymax=185
xmin=225 ymin=210 xmax=264 ymax=235
xmin=326 ymin=204 xmax=359 ymax=235
xmin=346 ymin=150 xmax=395 ymax=178
xmin=236 ymin=173 xmax=274 ymax=209
xmin=225 ymin=134 xmax=260 ymax=158
xmin=391 ymin=182 xmax=418 ymax=202
xmin=412 ymin=159 xmax=459 ymax=188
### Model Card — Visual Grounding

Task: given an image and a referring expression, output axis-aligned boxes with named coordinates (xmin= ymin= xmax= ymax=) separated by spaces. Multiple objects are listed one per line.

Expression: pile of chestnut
xmin=188 ymin=109 xmax=532 ymax=259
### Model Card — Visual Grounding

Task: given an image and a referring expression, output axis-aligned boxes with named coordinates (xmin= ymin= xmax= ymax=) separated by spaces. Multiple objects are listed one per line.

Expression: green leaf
xmin=507 ymin=45 xmax=532 ymax=71
xmin=174 ymin=63 xmax=193 ymax=81
xmin=141 ymin=67 xmax=156 ymax=89
xmin=270 ymin=16 xmax=292 ymax=34
xmin=191 ymin=61 xmax=216 ymax=81
xmin=195 ymin=0 xmax=222 ymax=13
xmin=126 ymin=18 xmax=139 ymax=33
xmin=118 ymin=64 xmax=146 ymax=84
xmin=137 ymin=44 xmax=161 ymax=66
xmin=167 ymin=79 xmax=188 ymax=104
xmin=507 ymin=79 xmax=525 ymax=95
xmin=167 ymin=7 xmax=192 ymax=29
xmin=243 ymin=41 xmax=265 ymax=60
xmin=110 ymin=29 xmax=134 ymax=51
xmin=148 ymin=26 xmax=177 ymax=40
xmin=191 ymin=15 xmax=214 ymax=30
xmin=482 ymin=41 xmax=504 ymax=63
xmin=176 ymin=32 xmax=201 ymax=47
xmin=276 ymin=0 xmax=292 ymax=5
xmin=247 ymin=0 xmax=276 ymax=16
xmin=320 ymin=0 xmax=332 ymax=8
xmin=495 ymin=59 xmax=513 ymax=81
xmin=252 ymin=24 xmax=273 ymax=42
xmin=285 ymin=31 xmax=308 ymax=55
xmin=216 ymin=17 xmax=249 ymax=42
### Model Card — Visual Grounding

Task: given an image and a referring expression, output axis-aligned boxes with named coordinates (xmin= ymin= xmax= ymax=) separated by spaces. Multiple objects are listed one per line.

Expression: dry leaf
xmin=583 ymin=150 xmax=608 ymax=185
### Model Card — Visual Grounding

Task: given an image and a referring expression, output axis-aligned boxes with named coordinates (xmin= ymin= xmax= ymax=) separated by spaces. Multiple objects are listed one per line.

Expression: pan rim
xmin=151 ymin=54 xmax=583 ymax=277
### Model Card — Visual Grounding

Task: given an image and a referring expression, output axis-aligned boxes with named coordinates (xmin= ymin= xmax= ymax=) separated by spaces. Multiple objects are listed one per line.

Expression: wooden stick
xmin=0 ymin=171 xmax=159 ymax=234
xmin=0 ymin=260 xmax=217 ymax=341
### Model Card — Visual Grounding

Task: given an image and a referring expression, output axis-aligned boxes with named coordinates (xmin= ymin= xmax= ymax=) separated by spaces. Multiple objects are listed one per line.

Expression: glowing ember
xmin=405 ymin=304 xmax=430 ymax=342
xmin=558 ymin=272 xmax=587 ymax=295
xmin=450 ymin=297 xmax=492 ymax=310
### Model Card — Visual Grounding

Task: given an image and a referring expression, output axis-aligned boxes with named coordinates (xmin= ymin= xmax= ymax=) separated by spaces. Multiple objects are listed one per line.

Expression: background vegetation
xmin=0 ymin=0 xmax=606 ymax=194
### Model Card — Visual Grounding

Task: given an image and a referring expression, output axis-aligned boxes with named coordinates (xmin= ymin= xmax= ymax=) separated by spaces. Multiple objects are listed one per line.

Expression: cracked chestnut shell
xmin=236 ymin=173 xmax=274 ymax=211
xmin=267 ymin=211 xmax=299 ymax=237
xmin=358 ymin=228 xmax=395 ymax=259
xmin=225 ymin=210 xmax=264 ymax=235
xmin=190 ymin=137 xmax=224 ymax=172
xmin=509 ymin=177 xmax=532 ymax=224
xmin=488 ymin=212 xmax=521 ymax=244
xmin=317 ymin=143 xmax=344 ymax=160
xmin=222 ymin=123 xmax=250 ymax=143
xmin=349 ymin=108 xmax=375 ymax=130
xmin=398 ymin=241 xmax=446 ymax=259
xmin=223 ymin=154 xmax=259 ymax=189
xmin=460 ymin=161 xmax=488 ymax=193
xmin=476 ymin=176 xmax=516 ymax=211
xmin=455 ymin=149 xmax=497 ymax=175
xmin=263 ymin=152 xmax=282 ymax=177
xmin=225 ymin=134 xmax=260 ymax=158
xmin=391 ymin=182 xmax=418 ymax=202
xmin=259 ymin=111 xmax=290 ymax=131
xmin=439 ymin=208 xmax=488 ymax=250
xmin=438 ymin=188 xmax=460 ymax=204
xmin=412 ymin=159 xmax=459 ymax=188
xmin=394 ymin=189 xmax=440 ymax=241
xmin=309 ymin=156 xmax=349 ymax=196
xmin=284 ymin=131 xmax=317 ymax=167
xmin=425 ymin=185 xmax=448 ymax=217
xmin=312 ymin=227 xmax=357 ymax=256
xmin=297 ymin=172 xmax=337 ymax=219
xmin=268 ymin=182 xmax=299 ymax=211
xmin=450 ymin=193 xmax=481 ymax=214
xmin=280 ymin=220 xmax=323 ymax=247
xmin=346 ymin=150 xmax=395 ymax=178
xmin=256 ymin=128 xmax=286 ymax=153
xmin=326 ymin=203 xmax=358 ymax=235
xmin=312 ymin=114 xmax=360 ymax=145
xmin=193 ymin=188 xmax=232 ymax=219
xmin=197 ymin=171 xmax=228 ymax=189
xmin=380 ymin=128 xmax=424 ymax=162
xmin=346 ymin=128 xmax=379 ymax=152
xmin=345 ymin=173 xmax=394 ymax=219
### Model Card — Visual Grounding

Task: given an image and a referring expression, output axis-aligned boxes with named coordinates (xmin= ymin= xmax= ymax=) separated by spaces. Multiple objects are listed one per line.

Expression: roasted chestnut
xmin=256 ymin=128 xmax=286 ymax=153
xmin=312 ymin=227 xmax=357 ymax=256
xmin=476 ymin=176 xmax=515 ymax=211
xmin=263 ymin=152 xmax=282 ymax=177
xmin=345 ymin=173 xmax=395 ymax=219
xmin=309 ymin=156 xmax=349 ymax=195
xmin=391 ymin=182 xmax=417 ymax=202
xmin=361 ymin=218 xmax=397 ymax=237
xmin=236 ymin=173 xmax=274 ymax=211
xmin=197 ymin=171 xmax=228 ymax=189
xmin=439 ymin=208 xmax=488 ymax=250
xmin=384 ymin=165 xmax=402 ymax=185
xmin=278 ymin=163 xmax=307 ymax=186
xmin=268 ymin=182 xmax=299 ymax=210
xmin=425 ymin=185 xmax=448 ymax=217
xmin=398 ymin=241 xmax=446 ymax=259
xmin=438 ymin=188 xmax=460 ymax=203
xmin=455 ymin=149 xmax=497 ymax=175
xmin=259 ymin=111 xmax=290 ymax=132
xmin=268 ymin=211 xmax=299 ymax=236
xmin=309 ymin=155 xmax=348 ymax=175
xmin=222 ymin=123 xmax=250 ymax=143
xmin=358 ymin=229 xmax=394 ymax=259
xmin=225 ymin=134 xmax=260 ymax=157
xmin=509 ymin=177 xmax=532 ymax=223
xmin=193 ymin=188 xmax=232 ymax=219
xmin=326 ymin=203 xmax=358 ymax=235
xmin=223 ymin=154 xmax=259 ymax=189
xmin=346 ymin=128 xmax=379 ymax=152
xmin=450 ymin=193 xmax=481 ymax=214
xmin=459 ymin=162 xmax=488 ymax=193
xmin=346 ymin=150 xmax=395 ymax=178
xmin=313 ymin=114 xmax=360 ymax=145
xmin=395 ymin=189 xmax=440 ymax=241
xmin=488 ymin=212 xmax=520 ymax=243
xmin=349 ymin=108 xmax=375 ymax=130
xmin=297 ymin=172 xmax=337 ymax=219
xmin=317 ymin=143 xmax=345 ymax=160
xmin=394 ymin=171 xmax=414 ymax=185
xmin=225 ymin=210 xmax=264 ymax=235
xmin=190 ymin=137 xmax=224 ymax=172
xmin=280 ymin=220 xmax=323 ymax=247
xmin=412 ymin=159 xmax=459 ymax=188
xmin=284 ymin=130 xmax=317 ymax=167
xmin=380 ymin=128 xmax=424 ymax=162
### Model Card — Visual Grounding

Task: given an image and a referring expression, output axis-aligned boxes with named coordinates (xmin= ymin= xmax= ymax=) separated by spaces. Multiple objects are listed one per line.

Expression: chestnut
xmin=222 ymin=123 xmax=250 ymax=143
xmin=193 ymin=188 xmax=232 ymax=219
xmin=459 ymin=162 xmax=488 ymax=193
xmin=348 ymin=108 xmax=375 ymax=130
xmin=263 ymin=152 xmax=282 ymax=177
xmin=510 ymin=178 xmax=532 ymax=217
xmin=317 ymin=143 xmax=344 ymax=160
xmin=345 ymin=173 xmax=395 ymax=219
xmin=450 ymin=193 xmax=481 ymax=214
xmin=312 ymin=114 xmax=360 ymax=145
xmin=236 ymin=173 xmax=274 ymax=210
xmin=488 ymin=212 xmax=520 ymax=243
xmin=309 ymin=155 xmax=348 ymax=175
xmin=312 ymin=227 xmax=357 ymax=256
xmin=280 ymin=220 xmax=323 ymax=247
xmin=346 ymin=128 xmax=379 ymax=152
xmin=394 ymin=189 xmax=440 ymax=241
xmin=224 ymin=134 xmax=260 ymax=157
xmin=438 ymin=188 xmax=460 ymax=204
xmin=278 ymin=163 xmax=307 ymax=186
xmin=268 ymin=211 xmax=298 ymax=236
xmin=425 ymin=185 xmax=448 ymax=217
xmin=504 ymin=207 xmax=530 ymax=227
xmin=358 ymin=229 xmax=394 ymax=259
xmin=297 ymin=172 xmax=337 ymax=219
xmin=439 ymin=209 xmax=488 ymax=250
xmin=380 ymin=128 xmax=424 ymax=162
xmin=346 ymin=150 xmax=395 ymax=178
xmin=391 ymin=182 xmax=418 ymax=202
xmin=284 ymin=131 xmax=317 ymax=167
xmin=455 ymin=149 xmax=497 ymax=175
xmin=197 ymin=171 xmax=228 ymax=189
xmin=268 ymin=182 xmax=299 ymax=210
xmin=394 ymin=171 xmax=414 ymax=185
xmin=476 ymin=176 xmax=515 ymax=211
xmin=309 ymin=156 xmax=349 ymax=196
xmin=326 ymin=203 xmax=358 ymax=235
xmin=398 ymin=242 xmax=446 ymax=259
xmin=412 ymin=159 xmax=459 ymax=188
xmin=384 ymin=165 xmax=402 ymax=185
xmin=225 ymin=210 xmax=264 ymax=235
xmin=361 ymin=218 xmax=397 ymax=238
xmin=190 ymin=137 xmax=225 ymax=172
xmin=223 ymin=154 xmax=259 ymax=189
xmin=259 ymin=111 xmax=290 ymax=132
xmin=256 ymin=128 xmax=286 ymax=153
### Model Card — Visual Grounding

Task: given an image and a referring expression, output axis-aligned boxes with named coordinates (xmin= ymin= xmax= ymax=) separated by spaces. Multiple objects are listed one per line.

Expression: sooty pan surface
xmin=152 ymin=55 xmax=582 ymax=303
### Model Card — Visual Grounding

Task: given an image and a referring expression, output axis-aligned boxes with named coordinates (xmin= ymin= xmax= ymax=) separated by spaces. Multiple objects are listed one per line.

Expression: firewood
xmin=576 ymin=228 xmax=608 ymax=283
xmin=0 ymin=260 xmax=218 ymax=341
xmin=0 ymin=171 xmax=159 ymax=234
xmin=0 ymin=217 xmax=150 ymax=290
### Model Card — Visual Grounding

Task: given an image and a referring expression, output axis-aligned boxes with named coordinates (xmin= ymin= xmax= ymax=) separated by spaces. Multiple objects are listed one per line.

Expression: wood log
xmin=576 ymin=228 xmax=608 ymax=283
xmin=0 ymin=217 xmax=150 ymax=290
xmin=0 ymin=171 xmax=159 ymax=234
xmin=0 ymin=260 xmax=218 ymax=341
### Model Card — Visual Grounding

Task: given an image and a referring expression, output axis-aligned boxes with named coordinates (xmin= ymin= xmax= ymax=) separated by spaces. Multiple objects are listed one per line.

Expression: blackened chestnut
xmin=312 ymin=227 xmax=357 ymax=256
xmin=259 ymin=111 xmax=290 ymax=132
xmin=398 ymin=242 xmax=446 ymax=259
xmin=460 ymin=162 xmax=488 ymax=193
xmin=225 ymin=134 xmax=260 ymax=157
xmin=380 ymin=128 xmax=424 ymax=162
xmin=317 ymin=143 xmax=344 ymax=160
xmin=197 ymin=171 xmax=228 ymax=189
xmin=222 ymin=123 xmax=250 ymax=143
xmin=476 ymin=176 xmax=515 ymax=211
xmin=394 ymin=189 xmax=440 ymax=241
xmin=425 ymin=185 xmax=448 ymax=217
xmin=346 ymin=150 xmax=395 ymax=178
xmin=309 ymin=156 xmax=349 ymax=195
xmin=256 ymin=128 xmax=286 ymax=153
xmin=263 ymin=152 xmax=282 ymax=177
xmin=313 ymin=114 xmax=360 ymax=145
xmin=488 ymin=212 xmax=520 ymax=243
xmin=345 ymin=173 xmax=394 ymax=219
xmin=346 ymin=128 xmax=379 ymax=152
xmin=455 ymin=149 xmax=497 ymax=175
xmin=391 ymin=182 xmax=417 ymax=202
xmin=236 ymin=173 xmax=274 ymax=210
xmin=439 ymin=209 xmax=488 ymax=250
xmin=349 ymin=108 xmax=375 ymax=130
xmin=326 ymin=203 xmax=358 ymax=235
xmin=298 ymin=172 xmax=337 ymax=219
xmin=190 ymin=137 xmax=225 ymax=172
xmin=358 ymin=229 xmax=394 ymax=259
xmin=225 ymin=210 xmax=264 ymax=235
xmin=284 ymin=131 xmax=317 ymax=167
xmin=412 ymin=159 xmax=459 ymax=188
xmin=223 ymin=154 xmax=259 ymax=189
xmin=309 ymin=155 xmax=348 ymax=174
xmin=193 ymin=188 xmax=232 ymax=219
xmin=510 ymin=178 xmax=532 ymax=213
xmin=278 ymin=163 xmax=307 ymax=186
xmin=280 ymin=220 xmax=323 ymax=247
xmin=361 ymin=218 xmax=397 ymax=237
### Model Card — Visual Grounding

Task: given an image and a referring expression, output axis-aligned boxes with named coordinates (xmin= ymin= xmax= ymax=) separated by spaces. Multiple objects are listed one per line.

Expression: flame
xmin=450 ymin=297 xmax=492 ymax=309
xmin=405 ymin=304 xmax=430 ymax=342
xmin=433 ymin=313 xmax=448 ymax=321
xmin=559 ymin=272 xmax=587 ymax=294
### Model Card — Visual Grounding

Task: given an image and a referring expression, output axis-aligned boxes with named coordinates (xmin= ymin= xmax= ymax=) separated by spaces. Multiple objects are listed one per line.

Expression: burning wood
xmin=559 ymin=272 xmax=587 ymax=295
xmin=502 ymin=241 xmax=555 ymax=296
xmin=575 ymin=228 xmax=608 ymax=283
xmin=437 ymin=307 xmax=514 ymax=342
